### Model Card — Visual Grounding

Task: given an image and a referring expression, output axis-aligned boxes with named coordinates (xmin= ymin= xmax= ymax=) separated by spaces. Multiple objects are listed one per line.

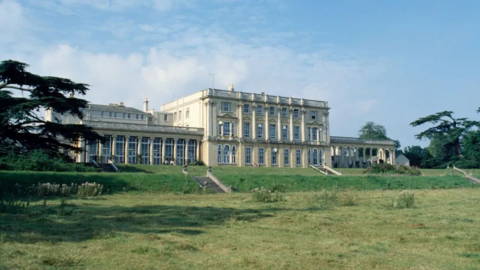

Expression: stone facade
xmin=46 ymin=87 xmax=395 ymax=168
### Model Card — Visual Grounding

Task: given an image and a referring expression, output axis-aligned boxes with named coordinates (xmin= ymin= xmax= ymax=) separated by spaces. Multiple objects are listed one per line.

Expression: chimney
xmin=143 ymin=98 xmax=149 ymax=112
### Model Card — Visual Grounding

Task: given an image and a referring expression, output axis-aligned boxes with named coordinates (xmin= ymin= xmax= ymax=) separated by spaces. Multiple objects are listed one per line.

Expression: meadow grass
xmin=1 ymin=189 xmax=480 ymax=269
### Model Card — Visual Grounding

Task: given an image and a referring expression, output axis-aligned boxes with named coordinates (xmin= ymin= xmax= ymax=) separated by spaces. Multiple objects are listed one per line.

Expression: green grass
xmin=1 ymin=189 xmax=480 ymax=269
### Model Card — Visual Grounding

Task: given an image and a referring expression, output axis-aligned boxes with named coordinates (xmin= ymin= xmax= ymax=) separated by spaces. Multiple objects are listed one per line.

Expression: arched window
xmin=218 ymin=145 xmax=222 ymax=164
xmin=232 ymin=146 xmax=237 ymax=164
xmin=313 ymin=149 xmax=318 ymax=165
xmin=224 ymin=145 xmax=230 ymax=164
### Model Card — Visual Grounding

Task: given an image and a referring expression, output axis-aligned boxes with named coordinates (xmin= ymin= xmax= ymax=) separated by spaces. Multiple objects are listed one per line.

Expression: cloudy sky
xmin=1 ymin=0 xmax=479 ymax=148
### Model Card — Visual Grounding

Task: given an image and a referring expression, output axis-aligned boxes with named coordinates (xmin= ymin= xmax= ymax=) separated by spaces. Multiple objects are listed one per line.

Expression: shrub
xmin=77 ymin=182 xmax=103 ymax=197
xmin=364 ymin=164 xmax=421 ymax=176
xmin=310 ymin=188 xmax=357 ymax=207
xmin=12 ymin=182 xmax=103 ymax=198
xmin=251 ymin=187 xmax=285 ymax=203
xmin=386 ymin=190 xmax=415 ymax=209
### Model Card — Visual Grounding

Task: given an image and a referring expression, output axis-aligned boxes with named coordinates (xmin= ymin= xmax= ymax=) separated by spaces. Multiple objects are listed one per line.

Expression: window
xmin=272 ymin=148 xmax=277 ymax=165
xmin=293 ymin=109 xmax=299 ymax=118
xmin=296 ymin=149 xmax=301 ymax=166
xmin=149 ymin=117 xmax=152 ymax=121
xmin=140 ymin=137 xmax=150 ymax=165
xmin=257 ymin=105 xmax=263 ymax=115
xmin=244 ymin=123 xmax=250 ymax=138
xmin=223 ymin=122 xmax=230 ymax=136
xmin=232 ymin=146 xmax=237 ymax=164
xmin=294 ymin=126 xmax=300 ymax=140
xmin=88 ymin=141 xmax=98 ymax=162
xmin=101 ymin=111 xmax=104 ymax=117
xmin=136 ymin=114 xmax=139 ymax=119
xmin=114 ymin=112 xmax=117 ymax=118
xmin=281 ymin=108 xmax=287 ymax=117
xmin=127 ymin=137 xmax=138 ymax=164
xmin=312 ymin=127 xmax=318 ymax=141
xmin=164 ymin=115 xmax=168 ymax=121
xmin=186 ymin=109 xmax=189 ymax=119
xmin=176 ymin=139 xmax=185 ymax=165
xmin=282 ymin=125 xmax=288 ymax=140
xmin=114 ymin=136 xmax=125 ymax=164
xmin=245 ymin=147 xmax=251 ymax=164
xmin=258 ymin=148 xmax=265 ymax=165
xmin=128 ymin=113 xmax=131 ymax=119
xmin=311 ymin=111 xmax=318 ymax=120
xmin=174 ymin=112 xmax=177 ymax=121
xmin=141 ymin=114 xmax=144 ymax=120
xmin=269 ymin=124 xmax=276 ymax=139
xmin=224 ymin=145 xmax=230 ymax=164
xmin=218 ymin=145 xmax=222 ymax=164
xmin=222 ymin=102 xmax=231 ymax=112
xmin=243 ymin=104 xmax=249 ymax=113
xmin=165 ymin=139 xmax=174 ymax=163
xmin=187 ymin=140 xmax=197 ymax=164
xmin=102 ymin=135 xmax=112 ymax=157
xmin=231 ymin=122 xmax=235 ymax=136
xmin=123 ymin=113 xmax=126 ymax=118
xmin=179 ymin=111 xmax=182 ymax=120
xmin=218 ymin=123 xmax=222 ymax=135
xmin=308 ymin=149 xmax=311 ymax=165
xmin=257 ymin=124 xmax=263 ymax=138
xmin=308 ymin=127 xmax=311 ymax=140
xmin=284 ymin=149 xmax=290 ymax=165
xmin=269 ymin=107 xmax=275 ymax=116
xmin=153 ymin=138 xmax=161 ymax=165
xmin=109 ymin=112 xmax=113 ymax=117
xmin=313 ymin=149 xmax=318 ymax=166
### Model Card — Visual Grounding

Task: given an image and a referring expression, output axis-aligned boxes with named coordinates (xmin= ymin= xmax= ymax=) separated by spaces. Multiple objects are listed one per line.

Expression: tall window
xmin=224 ymin=145 xmax=230 ymax=164
xmin=296 ymin=149 xmax=301 ymax=166
xmin=164 ymin=115 xmax=167 ymax=121
xmin=243 ymin=104 xmax=249 ymax=113
xmin=244 ymin=123 xmax=250 ymax=138
xmin=109 ymin=112 xmax=113 ymax=117
xmin=269 ymin=107 xmax=275 ymax=116
xmin=231 ymin=122 xmax=235 ymax=136
xmin=223 ymin=122 xmax=230 ymax=136
xmin=245 ymin=147 xmax=251 ymax=164
xmin=219 ymin=123 xmax=222 ymax=135
xmin=174 ymin=112 xmax=177 ymax=121
xmin=114 ymin=136 xmax=125 ymax=164
xmin=140 ymin=137 xmax=150 ymax=165
xmin=88 ymin=141 xmax=98 ymax=162
xmin=127 ymin=137 xmax=138 ymax=164
xmin=293 ymin=109 xmax=299 ymax=118
xmin=281 ymin=108 xmax=287 ymax=117
xmin=128 ymin=113 xmax=131 ymax=119
xmin=222 ymin=102 xmax=231 ymax=112
xmin=102 ymin=135 xmax=112 ymax=158
xmin=186 ymin=109 xmax=189 ymax=119
xmin=257 ymin=124 xmax=263 ymax=138
xmin=153 ymin=138 xmax=161 ymax=165
xmin=311 ymin=111 xmax=318 ymax=120
xmin=312 ymin=127 xmax=318 ymax=141
xmin=101 ymin=111 xmax=104 ymax=117
xmin=232 ymin=146 xmax=237 ymax=164
xmin=308 ymin=149 xmax=311 ymax=165
xmin=136 ymin=114 xmax=139 ymax=119
xmin=123 ymin=113 xmax=126 ymax=118
xmin=282 ymin=125 xmax=288 ymax=140
xmin=313 ymin=149 xmax=318 ymax=166
xmin=272 ymin=148 xmax=277 ymax=165
xmin=187 ymin=140 xmax=197 ymax=164
xmin=294 ymin=126 xmax=300 ymax=140
xmin=284 ymin=149 xmax=290 ymax=165
xmin=218 ymin=145 xmax=222 ymax=164
xmin=179 ymin=111 xmax=182 ymax=120
xmin=257 ymin=105 xmax=263 ymax=115
xmin=308 ymin=127 xmax=312 ymax=140
xmin=176 ymin=139 xmax=185 ymax=165
xmin=258 ymin=148 xmax=265 ymax=165
xmin=165 ymin=138 xmax=174 ymax=163
xmin=269 ymin=124 xmax=276 ymax=139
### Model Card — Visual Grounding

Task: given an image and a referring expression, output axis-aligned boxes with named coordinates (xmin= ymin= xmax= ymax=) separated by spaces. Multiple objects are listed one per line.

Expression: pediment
xmin=243 ymin=115 xmax=252 ymax=121
xmin=309 ymin=120 xmax=323 ymax=126
xmin=281 ymin=119 xmax=289 ymax=124
xmin=293 ymin=120 xmax=301 ymax=125
xmin=219 ymin=112 xmax=237 ymax=119
xmin=269 ymin=117 xmax=277 ymax=123
xmin=256 ymin=117 xmax=265 ymax=122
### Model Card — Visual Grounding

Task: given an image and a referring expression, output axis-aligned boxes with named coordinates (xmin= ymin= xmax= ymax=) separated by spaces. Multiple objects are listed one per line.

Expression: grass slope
xmin=1 ymin=190 xmax=480 ymax=269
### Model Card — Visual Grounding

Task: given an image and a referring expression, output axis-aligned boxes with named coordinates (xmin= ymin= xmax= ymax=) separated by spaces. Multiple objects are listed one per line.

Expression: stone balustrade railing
xmin=81 ymin=120 xmax=204 ymax=135
xmin=330 ymin=136 xmax=395 ymax=146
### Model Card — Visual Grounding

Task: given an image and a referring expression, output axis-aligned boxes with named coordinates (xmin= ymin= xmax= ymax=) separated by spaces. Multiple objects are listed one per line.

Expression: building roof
xmin=396 ymin=154 xmax=410 ymax=163
xmin=88 ymin=104 xmax=145 ymax=114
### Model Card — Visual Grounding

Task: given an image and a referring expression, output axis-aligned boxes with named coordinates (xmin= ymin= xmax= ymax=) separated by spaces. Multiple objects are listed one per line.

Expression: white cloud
xmin=37 ymin=0 xmax=194 ymax=12
xmin=0 ymin=0 xmax=29 ymax=42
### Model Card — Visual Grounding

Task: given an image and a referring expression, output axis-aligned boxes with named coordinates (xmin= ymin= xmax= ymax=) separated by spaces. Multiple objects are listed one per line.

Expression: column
xmin=277 ymin=106 xmax=282 ymax=141
xmin=265 ymin=105 xmax=269 ymax=140
xmin=205 ymin=102 xmax=211 ymax=137
xmin=301 ymin=109 xmax=306 ymax=142
xmin=340 ymin=146 xmax=345 ymax=168
xmin=185 ymin=139 xmax=189 ymax=165
xmin=212 ymin=102 xmax=218 ymax=136
xmin=238 ymin=103 xmax=243 ymax=138
xmin=391 ymin=149 xmax=396 ymax=165
xmin=252 ymin=104 xmax=257 ymax=139
xmin=355 ymin=147 xmax=359 ymax=168
xmin=137 ymin=137 xmax=141 ymax=164
xmin=111 ymin=135 xmax=117 ymax=161
xmin=278 ymin=148 xmax=284 ymax=168
xmin=196 ymin=140 xmax=200 ymax=162
xmin=173 ymin=138 xmax=177 ymax=165
xmin=124 ymin=136 xmax=130 ymax=164
xmin=161 ymin=138 xmax=166 ymax=164
xmin=289 ymin=107 xmax=294 ymax=141
xmin=149 ymin=137 xmax=154 ymax=165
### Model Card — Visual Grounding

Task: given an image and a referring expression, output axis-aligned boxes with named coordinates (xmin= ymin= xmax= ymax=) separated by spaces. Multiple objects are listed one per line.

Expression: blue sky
xmin=1 ymin=0 xmax=479 ymax=148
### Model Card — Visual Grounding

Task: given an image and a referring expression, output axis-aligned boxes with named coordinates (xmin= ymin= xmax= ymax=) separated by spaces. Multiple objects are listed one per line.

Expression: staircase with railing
xmin=453 ymin=166 xmax=480 ymax=184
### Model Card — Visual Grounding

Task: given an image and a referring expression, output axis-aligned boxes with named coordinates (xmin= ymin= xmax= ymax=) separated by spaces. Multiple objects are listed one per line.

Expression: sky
xmin=1 ymin=0 xmax=479 ymax=148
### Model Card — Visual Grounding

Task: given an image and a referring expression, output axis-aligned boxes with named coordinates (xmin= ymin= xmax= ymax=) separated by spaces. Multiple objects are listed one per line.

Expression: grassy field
xmin=1 ymin=189 xmax=480 ymax=269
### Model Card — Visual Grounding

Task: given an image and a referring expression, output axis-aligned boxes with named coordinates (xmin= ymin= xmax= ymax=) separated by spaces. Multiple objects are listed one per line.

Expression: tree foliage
xmin=358 ymin=121 xmax=389 ymax=140
xmin=0 ymin=60 xmax=103 ymax=155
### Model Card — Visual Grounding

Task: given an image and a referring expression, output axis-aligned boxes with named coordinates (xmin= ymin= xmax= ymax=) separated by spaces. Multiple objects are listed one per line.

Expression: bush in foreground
xmin=251 ymin=187 xmax=285 ymax=203
xmin=364 ymin=164 xmax=421 ymax=176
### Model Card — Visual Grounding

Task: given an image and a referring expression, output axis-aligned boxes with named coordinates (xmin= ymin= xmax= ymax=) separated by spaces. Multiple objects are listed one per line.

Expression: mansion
xmin=46 ymin=87 xmax=396 ymax=168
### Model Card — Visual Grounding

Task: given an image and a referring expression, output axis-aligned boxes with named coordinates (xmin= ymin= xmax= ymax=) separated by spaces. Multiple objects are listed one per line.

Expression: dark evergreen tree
xmin=0 ymin=60 xmax=103 ymax=155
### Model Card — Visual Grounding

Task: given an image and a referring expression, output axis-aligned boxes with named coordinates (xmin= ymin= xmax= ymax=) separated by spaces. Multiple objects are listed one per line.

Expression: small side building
xmin=395 ymin=154 xmax=410 ymax=166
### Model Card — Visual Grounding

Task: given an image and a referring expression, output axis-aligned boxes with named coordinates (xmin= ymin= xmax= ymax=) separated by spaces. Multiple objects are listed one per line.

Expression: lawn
xmin=1 ymin=189 xmax=480 ymax=269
